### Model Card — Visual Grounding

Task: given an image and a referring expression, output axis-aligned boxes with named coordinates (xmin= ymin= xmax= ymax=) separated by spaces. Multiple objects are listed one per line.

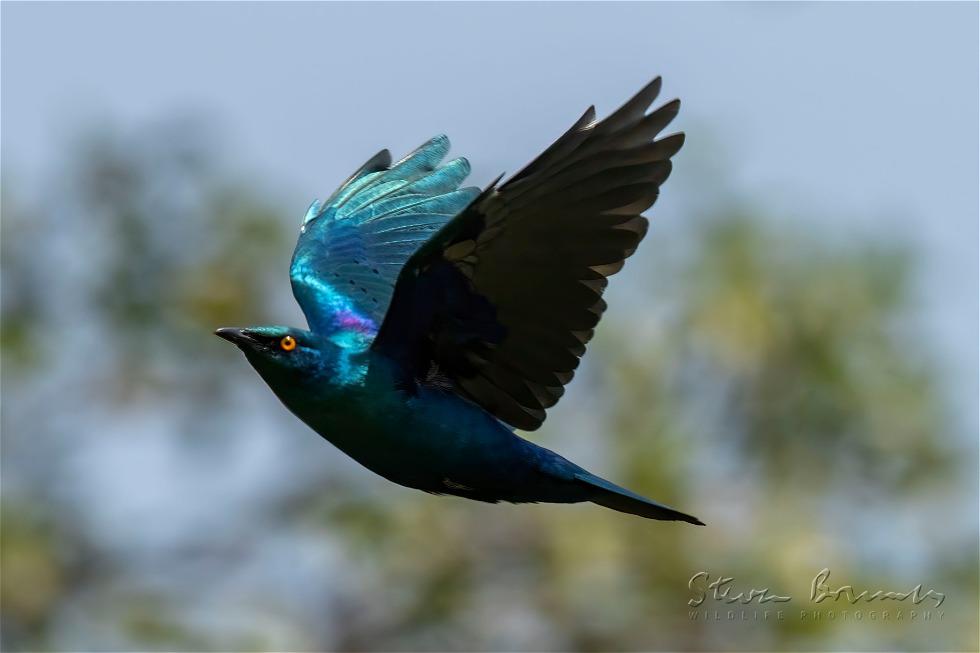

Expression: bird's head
xmin=214 ymin=325 xmax=338 ymax=391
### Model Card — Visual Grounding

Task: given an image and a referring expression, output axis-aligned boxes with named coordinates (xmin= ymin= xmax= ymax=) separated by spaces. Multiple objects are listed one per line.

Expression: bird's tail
xmin=575 ymin=470 xmax=704 ymax=525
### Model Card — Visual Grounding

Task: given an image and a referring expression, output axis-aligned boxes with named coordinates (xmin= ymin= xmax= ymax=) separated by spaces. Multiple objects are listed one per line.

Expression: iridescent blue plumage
xmin=290 ymin=135 xmax=480 ymax=352
xmin=218 ymin=80 xmax=703 ymax=524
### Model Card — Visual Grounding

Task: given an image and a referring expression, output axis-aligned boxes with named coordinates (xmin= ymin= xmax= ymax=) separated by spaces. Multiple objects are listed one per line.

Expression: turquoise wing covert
xmin=290 ymin=136 xmax=480 ymax=349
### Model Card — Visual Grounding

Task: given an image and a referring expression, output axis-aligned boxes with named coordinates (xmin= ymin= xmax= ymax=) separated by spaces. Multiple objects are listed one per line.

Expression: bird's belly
xmin=296 ymin=386 xmax=536 ymax=495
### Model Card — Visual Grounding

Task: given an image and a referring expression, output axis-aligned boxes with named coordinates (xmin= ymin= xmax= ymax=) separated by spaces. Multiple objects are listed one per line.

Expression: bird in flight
xmin=216 ymin=78 xmax=702 ymax=525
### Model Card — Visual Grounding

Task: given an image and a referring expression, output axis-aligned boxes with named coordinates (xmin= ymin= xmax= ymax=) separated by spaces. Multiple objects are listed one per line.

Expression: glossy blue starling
xmin=216 ymin=78 xmax=702 ymax=525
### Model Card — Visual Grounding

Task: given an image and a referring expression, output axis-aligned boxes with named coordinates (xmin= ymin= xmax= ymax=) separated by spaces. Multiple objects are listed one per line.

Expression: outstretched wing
xmin=290 ymin=136 xmax=480 ymax=349
xmin=372 ymin=78 xmax=684 ymax=430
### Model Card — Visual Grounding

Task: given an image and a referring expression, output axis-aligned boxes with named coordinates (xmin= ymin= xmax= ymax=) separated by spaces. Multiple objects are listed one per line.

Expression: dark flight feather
xmin=373 ymin=78 xmax=684 ymax=430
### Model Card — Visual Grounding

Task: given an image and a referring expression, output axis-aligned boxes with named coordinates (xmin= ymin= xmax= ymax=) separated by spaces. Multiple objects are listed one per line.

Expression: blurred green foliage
xmin=1 ymin=122 xmax=976 ymax=652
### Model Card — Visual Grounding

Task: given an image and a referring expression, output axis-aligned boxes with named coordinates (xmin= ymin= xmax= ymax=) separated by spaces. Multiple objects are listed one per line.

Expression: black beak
xmin=214 ymin=327 xmax=256 ymax=347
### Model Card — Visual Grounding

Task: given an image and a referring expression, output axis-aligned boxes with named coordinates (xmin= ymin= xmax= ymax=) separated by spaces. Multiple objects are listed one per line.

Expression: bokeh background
xmin=2 ymin=2 xmax=977 ymax=651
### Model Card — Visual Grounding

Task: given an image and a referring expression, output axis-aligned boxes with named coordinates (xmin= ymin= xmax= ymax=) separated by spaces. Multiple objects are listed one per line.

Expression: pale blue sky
xmin=4 ymin=1 xmax=977 ymax=426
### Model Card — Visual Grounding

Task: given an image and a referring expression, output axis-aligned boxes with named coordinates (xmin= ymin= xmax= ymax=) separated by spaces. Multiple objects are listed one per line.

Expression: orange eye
xmin=280 ymin=335 xmax=297 ymax=351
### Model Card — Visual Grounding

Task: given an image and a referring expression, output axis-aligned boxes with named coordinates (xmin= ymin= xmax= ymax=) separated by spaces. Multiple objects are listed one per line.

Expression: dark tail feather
xmin=575 ymin=471 xmax=704 ymax=525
